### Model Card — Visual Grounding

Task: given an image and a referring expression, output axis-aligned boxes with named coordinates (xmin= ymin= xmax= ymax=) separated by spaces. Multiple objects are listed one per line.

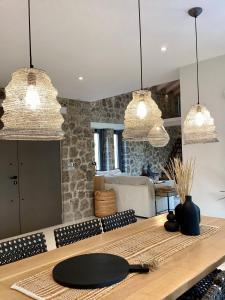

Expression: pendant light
xmin=183 ymin=7 xmax=218 ymax=145
xmin=123 ymin=0 xmax=166 ymax=143
xmin=0 ymin=0 xmax=64 ymax=140
xmin=148 ymin=119 xmax=170 ymax=148
xmin=123 ymin=90 xmax=162 ymax=141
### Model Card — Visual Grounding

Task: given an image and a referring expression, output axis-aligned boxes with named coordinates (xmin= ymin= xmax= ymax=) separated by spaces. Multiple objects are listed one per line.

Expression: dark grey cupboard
xmin=0 ymin=141 xmax=62 ymax=239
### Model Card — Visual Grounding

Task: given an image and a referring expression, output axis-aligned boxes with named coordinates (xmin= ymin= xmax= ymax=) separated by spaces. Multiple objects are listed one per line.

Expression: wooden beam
xmin=165 ymin=80 xmax=179 ymax=94
xmin=156 ymin=82 xmax=170 ymax=92
xmin=0 ymin=88 xmax=5 ymax=100
xmin=174 ymin=87 xmax=180 ymax=96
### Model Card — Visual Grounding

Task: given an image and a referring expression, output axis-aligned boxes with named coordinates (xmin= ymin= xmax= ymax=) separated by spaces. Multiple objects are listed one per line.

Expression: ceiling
xmin=0 ymin=0 xmax=225 ymax=102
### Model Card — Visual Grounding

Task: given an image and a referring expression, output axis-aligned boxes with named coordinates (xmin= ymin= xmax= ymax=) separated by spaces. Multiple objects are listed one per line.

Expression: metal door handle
xmin=9 ymin=175 xmax=18 ymax=185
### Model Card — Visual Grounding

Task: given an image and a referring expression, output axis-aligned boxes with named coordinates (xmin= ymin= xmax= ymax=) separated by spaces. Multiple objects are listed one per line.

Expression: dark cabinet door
xmin=0 ymin=141 xmax=20 ymax=239
xmin=18 ymin=141 xmax=62 ymax=233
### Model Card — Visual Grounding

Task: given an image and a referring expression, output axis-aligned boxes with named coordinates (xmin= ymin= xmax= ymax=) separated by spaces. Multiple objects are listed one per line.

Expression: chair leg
xmin=167 ymin=194 xmax=170 ymax=212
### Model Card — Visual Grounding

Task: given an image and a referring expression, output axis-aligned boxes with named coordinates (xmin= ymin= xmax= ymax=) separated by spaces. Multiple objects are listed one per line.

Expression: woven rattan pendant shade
xmin=183 ymin=7 xmax=218 ymax=145
xmin=183 ymin=104 xmax=218 ymax=144
xmin=148 ymin=119 xmax=170 ymax=147
xmin=123 ymin=90 xmax=162 ymax=141
xmin=123 ymin=0 xmax=168 ymax=144
xmin=0 ymin=68 xmax=64 ymax=140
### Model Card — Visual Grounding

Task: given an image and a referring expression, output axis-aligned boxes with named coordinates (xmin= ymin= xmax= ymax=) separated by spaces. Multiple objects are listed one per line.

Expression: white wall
xmin=180 ymin=55 xmax=225 ymax=218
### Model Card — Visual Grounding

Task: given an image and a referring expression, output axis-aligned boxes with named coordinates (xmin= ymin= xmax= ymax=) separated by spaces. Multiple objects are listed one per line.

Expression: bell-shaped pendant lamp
xmin=183 ymin=7 xmax=218 ymax=144
xmin=123 ymin=90 xmax=162 ymax=141
xmin=0 ymin=0 xmax=64 ymax=140
xmin=1 ymin=68 xmax=64 ymax=140
xmin=148 ymin=119 xmax=170 ymax=147
xmin=183 ymin=104 xmax=218 ymax=144
xmin=123 ymin=0 xmax=168 ymax=145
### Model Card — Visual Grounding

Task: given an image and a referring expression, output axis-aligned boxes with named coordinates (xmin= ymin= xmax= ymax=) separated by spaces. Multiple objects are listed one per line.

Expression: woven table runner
xmin=11 ymin=224 xmax=219 ymax=300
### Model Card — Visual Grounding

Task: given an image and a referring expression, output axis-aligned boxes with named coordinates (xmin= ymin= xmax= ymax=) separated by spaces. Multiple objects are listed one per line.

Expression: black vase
xmin=164 ymin=211 xmax=179 ymax=232
xmin=167 ymin=211 xmax=176 ymax=222
xmin=164 ymin=220 xmax=179 ymax=232
xmin=175 ymin=203 xmax=183 ymax=224
xmin=180 ymin=195 xmax=200 ymax=236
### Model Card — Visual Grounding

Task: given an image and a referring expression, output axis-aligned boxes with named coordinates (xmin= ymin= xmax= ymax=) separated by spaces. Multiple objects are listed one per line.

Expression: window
xmin=94 ymin=129 xmax=105 ymax=171
xmin=94 ymin=132 xmax=101 ymax=170
xmin=114 ymin=130 xmax=123 ymax=171
xmin=93 ymin=128 xmax=123 ymax=172
xmin=114 ymin=133 xmax=119 ymax=169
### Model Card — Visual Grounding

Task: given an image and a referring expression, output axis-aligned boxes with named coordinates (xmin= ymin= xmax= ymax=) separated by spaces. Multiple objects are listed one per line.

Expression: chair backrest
xmin=202 ymin=285 xmax=222 ymax=300
xmin=54 ymin=219 xmax=102 ymax=248
xmin=213 ymin=270 xmax=225 ymax=299
xmin=101 ymin=209 xmax=137 ymax=232
xmin=178 ymin=269 xmax=221 ymax=300
xmin=0 ymin=232 xmax=47 ymax=266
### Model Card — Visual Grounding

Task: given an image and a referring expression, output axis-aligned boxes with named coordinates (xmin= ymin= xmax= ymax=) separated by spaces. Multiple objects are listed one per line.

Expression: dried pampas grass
xmin=161 ymin=158 xmax=195 ymax=204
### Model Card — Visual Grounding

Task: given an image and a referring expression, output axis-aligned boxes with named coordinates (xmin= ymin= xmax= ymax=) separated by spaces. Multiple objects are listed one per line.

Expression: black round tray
xmin=52 ymin=253 xmax=131 ymax=289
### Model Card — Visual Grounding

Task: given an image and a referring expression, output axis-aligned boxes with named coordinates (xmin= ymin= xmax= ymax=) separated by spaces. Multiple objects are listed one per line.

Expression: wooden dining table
xmin=0 ymin=214 xmax=225 ymax=300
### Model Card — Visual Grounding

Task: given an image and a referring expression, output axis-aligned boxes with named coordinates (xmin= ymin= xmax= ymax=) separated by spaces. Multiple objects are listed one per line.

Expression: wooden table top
xmin=0 ymin=215 xmax=225 ymax=300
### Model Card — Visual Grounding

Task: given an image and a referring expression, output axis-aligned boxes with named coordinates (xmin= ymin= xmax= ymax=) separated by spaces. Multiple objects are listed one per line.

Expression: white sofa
xmin=102 ymin=175 xmax=179 ymax=218
xmin=95 ymin=169 xmax=179 ymax=218
xmin=105 ymin=176 xmax=155 ymax=218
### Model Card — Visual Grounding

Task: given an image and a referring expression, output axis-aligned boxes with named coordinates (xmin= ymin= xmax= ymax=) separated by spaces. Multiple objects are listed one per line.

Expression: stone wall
xmin=60 ymin=89 xmax=181 ymax=222
xmin=59 ymin=99 xmax=95 ymax=222
xmin=123 ymin=126 xmax=181 ymax=175
xmin=90 ymin=93 xmax=131 ymax=124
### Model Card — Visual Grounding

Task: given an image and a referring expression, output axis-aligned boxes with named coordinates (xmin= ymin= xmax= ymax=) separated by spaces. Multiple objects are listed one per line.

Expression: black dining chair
xmin=101 ymin=209 xmax=137 ymax=232
xmin=178 ymin=269 xmax=225 ymax=300
xmin=0 ymin=232 xmax=47 ymax=266
xmin=201 ymin=285 xmax=222 ymax=300
xmin=54 ymin=219 xmax=102 ymax=248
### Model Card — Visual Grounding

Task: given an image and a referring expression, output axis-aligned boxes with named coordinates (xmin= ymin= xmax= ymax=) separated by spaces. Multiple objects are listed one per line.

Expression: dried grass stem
xmin=161 ymin=158 xmax=195 ymax=204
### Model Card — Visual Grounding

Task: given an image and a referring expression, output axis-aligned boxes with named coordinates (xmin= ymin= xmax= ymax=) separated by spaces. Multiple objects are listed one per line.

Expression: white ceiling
xmin=0 ymin=0 xmax=225 ymax=101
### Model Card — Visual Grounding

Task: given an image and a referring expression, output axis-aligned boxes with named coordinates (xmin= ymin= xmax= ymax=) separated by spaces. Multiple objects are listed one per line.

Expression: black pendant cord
xmin=28 ymin=0 xmax=34 ymax=68
xmin=194 ymin=17 xmax=200 ymax=105
xmin=138 ymin=0 xmax=143 ymax=90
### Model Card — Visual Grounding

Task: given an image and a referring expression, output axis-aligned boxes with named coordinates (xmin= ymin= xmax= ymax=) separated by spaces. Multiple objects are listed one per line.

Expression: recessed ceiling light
xmin=161 ymin=46 xmax=167 ymax=52
xmin=78 ymin=76 xmax=84 ymax=81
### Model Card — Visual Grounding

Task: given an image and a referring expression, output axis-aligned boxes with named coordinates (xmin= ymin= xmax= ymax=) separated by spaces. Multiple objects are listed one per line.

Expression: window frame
xmin=94 ymin=129 xmax=105 ymax=171
xmin=114 ymin=130 xmax=124 ymax=172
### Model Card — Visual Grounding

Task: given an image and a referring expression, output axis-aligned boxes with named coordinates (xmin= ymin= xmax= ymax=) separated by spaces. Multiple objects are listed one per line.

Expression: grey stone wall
xmin=90 ymin=93 xmax=131 ymax=124
xmin=59 ymin=99 xmax=95 ymax=222
xmin=123 ymin=126 xmax=181 ymax=175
